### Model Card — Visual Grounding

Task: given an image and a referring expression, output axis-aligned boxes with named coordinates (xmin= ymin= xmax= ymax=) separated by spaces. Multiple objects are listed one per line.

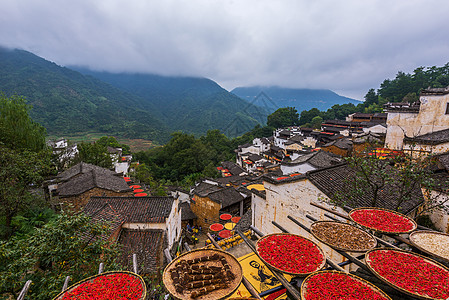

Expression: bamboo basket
xmin=163 ymin=248 xmax=242 ymax=300
xmin=409 ymin=230 xmax=449 ymax=262
xmin=52 ymin=271 xmax=146 ymax=300
xmin=300 ymin=270 xmax=392 ymax=300
xmin=349 ymin=207 xmax=417 ymax=234
xmin=255 ymin=233 xmax=326 ymax=276
xmin=310 ymin=220 xmax=377 ymax=252
xmin=365 ymin=248 xmax=449 ymax=300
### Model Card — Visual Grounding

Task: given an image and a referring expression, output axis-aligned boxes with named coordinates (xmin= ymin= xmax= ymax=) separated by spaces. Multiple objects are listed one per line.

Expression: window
xmin=446 ymin=103 xmax=449 ymax=115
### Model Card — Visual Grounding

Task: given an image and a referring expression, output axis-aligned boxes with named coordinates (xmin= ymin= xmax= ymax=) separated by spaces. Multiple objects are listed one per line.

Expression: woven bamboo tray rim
xmin=365 ymin=248 xmax=449 ymax=300
xmin=162 ymin=248 xmax=243 ymax=300
xmin=310 ymin=221 xmax=377 ymax=252
xmin=255 ymin=233 xmax=326 ymax=276
xmin=300 ymin=270 xmax=392 ymax=300
xmin=409 ymin=230 xmax=449 ymax=262
xmin=349 ymin=207 xmax=417 ymax=234
xmin=52 ymin=270 xmax=146 ymax=300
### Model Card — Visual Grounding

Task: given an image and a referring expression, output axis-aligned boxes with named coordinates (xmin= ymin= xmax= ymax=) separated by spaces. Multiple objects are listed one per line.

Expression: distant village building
xmin=54 ymin=162 xmax=133 ymax=210
xmin=384 ymin=86 xmax=449 ymax=152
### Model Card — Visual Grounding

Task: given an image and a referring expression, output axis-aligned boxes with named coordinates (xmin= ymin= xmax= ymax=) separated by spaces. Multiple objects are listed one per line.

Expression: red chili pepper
xmin=304 ymin=272 xmax=389 ymax=300
xmin=61 ymin=273 xmax=144 ymax=300
xmin=258 ymin=234 xmax=324 ymax=274
xmin=350 ymin=209 xmax=414 ymax=232
xmin=367 ymin=249 xmax=449 ymax=299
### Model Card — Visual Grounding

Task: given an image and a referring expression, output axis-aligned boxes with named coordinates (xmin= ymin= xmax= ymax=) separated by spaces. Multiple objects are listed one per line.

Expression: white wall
xmin=280 ymin=163 xmax=316 ymax=175
xmin=252 ymin=179 xmax=357 ymax=271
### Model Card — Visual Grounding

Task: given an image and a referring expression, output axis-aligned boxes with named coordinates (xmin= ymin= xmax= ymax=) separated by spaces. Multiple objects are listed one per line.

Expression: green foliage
xmin=378 ymin=64 xmax=449 ymax=102
xmin=73 ymin=141 xmax=113 ymax=169
xmin=0 ymin=93 xmax=47 ymax=152
xmin=96 ymin=136 xmax=130 ymax=154
xmin=0 ymin=212 xmax=122 ymax=299
xmin=267 ymin=107 xmax=299 ymax=128
xmin=310 ymin=116 xmax=323 ymax=129
xmin=0 ymin=145 xmax=53 ymax=238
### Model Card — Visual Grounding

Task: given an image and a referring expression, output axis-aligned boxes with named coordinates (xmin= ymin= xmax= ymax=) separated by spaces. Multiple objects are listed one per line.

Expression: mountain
xmin=73 ymin=69 xmax=268 ymax=137
xmin=231 ymin=86 xmax=361 ymax=113
xmin=0 ymin=48 xmax=268 ymax=143
xmin=0 ymin=47 xmax=168 ymax=142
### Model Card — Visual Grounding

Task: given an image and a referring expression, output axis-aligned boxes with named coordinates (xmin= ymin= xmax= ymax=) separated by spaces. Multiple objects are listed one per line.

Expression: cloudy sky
xmin=2 ymin=0 xmax=449 ymax=100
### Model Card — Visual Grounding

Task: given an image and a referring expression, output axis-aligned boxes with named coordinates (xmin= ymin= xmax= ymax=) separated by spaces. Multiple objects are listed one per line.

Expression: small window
xmin=446 ymin=103 xmax=449 ymax=114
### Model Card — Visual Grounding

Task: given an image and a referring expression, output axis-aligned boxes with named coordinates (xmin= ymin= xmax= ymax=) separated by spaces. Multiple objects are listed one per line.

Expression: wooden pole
xmin=206 ymin=233 xmax=263 ymax=300
xmin=62 ymin=276 xmax=70 ymax=292
xmin=98 ymin=262 xmax=104 ymax=274
xmin=133 ymin=253 xmax=138 ymax=274
xmin=17 ymin=280 xmax=32 ymax=300
xmin=236 ymin=229 xmax=302 ymax=300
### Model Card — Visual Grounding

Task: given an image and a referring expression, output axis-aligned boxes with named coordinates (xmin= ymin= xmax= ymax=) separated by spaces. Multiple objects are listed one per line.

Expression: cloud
xmin=1 ymin=0 xmax=449 ymax=99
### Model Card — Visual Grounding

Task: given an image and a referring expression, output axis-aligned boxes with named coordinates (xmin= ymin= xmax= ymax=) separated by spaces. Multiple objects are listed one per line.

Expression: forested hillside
xmin=298 ymin=63 xmax=449 ymax=126
xmin=231 ymin=86 xmax=360 ymax=113
xmin=0 ymin=48 xmax=170 ymax=142
xmin=74 ymin=69 xmax=269 ymax=137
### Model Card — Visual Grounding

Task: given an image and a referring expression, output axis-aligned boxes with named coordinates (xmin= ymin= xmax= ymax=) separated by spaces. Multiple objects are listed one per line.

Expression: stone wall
xmin=61 ymin=188 xmax=134 ymax=211
xmin=190 ymin=195 xmax=221 ymax=231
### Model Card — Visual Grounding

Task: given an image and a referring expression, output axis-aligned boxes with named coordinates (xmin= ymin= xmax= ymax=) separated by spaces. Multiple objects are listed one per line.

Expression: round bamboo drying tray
xmin=310 ymin=221 xmax=377 ymax=252
xmin=256 ymin=233 xmax=326 ymax=276
xmin=365 ymin=248 xmax=449 ymax=300
xmin=409 ymin=230 xmax=449 ymax=262
xmin=300 ymin=270 xmax=392 ymax=300
xmin=163 ymin=248 xmax=242 ymax=300
xmin=52 ymin=271 xmax=146 ymax=300
xmin=349 ymin=207 xmax=417 ymax=234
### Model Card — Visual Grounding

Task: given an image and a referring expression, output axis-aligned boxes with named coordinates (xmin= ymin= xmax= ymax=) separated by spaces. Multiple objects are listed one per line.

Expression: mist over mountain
xmin=232 ymin=86 xmax=361 ymax=113
xmin=74 ymin=68 xmax=268 ymax=137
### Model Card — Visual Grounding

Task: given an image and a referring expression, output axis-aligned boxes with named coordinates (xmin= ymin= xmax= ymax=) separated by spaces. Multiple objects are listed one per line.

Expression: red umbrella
xmin=133 ymin=189 xmax=144 ymax=193
xmin=134 ymin=192 xmax=148 ymax=197
xmin=220 ymin=214 xmax=232 ymax=221
xmin=130 ymin=185 xmax=141 ymax=189
xmin=209 ymin=223 xmax=224 ymax=232
xmin=219 ymin=230 xmax=232 ymax=239
xmin=231 ymin=217 xmax=241 ymax=223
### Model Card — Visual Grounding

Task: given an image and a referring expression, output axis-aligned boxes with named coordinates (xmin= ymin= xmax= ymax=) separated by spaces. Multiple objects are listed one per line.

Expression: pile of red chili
xmin=257 ymin=234 xmax=324 ymax=274
xmin=303 ymin=272 xmax=390 ymax=300
xmin=350 ymin=208 xmax=415 ymax=233
xmin=367 ymin=249 xmax=449 ymax=299
xmin=61 ymin=272 xmax=144 ymax=300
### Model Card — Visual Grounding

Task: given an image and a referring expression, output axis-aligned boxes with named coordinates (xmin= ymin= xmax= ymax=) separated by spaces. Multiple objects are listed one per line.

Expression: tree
xmin=0 ymin=212 xmax=122 ymax=299
xmin=96 ymin=136 xmax=130 ymax=154
xmin=310 ymin=116 xmax=323 ymax=129
xmin=0 ymin=93 xmax=47 ymax=152
xmin=74 ymin=141 xmax=113 ymax=169
xmin=336 ymin=145 xmax=447 ymax=216
xmin=364 ymin=88 xmax=378 ymax=106
xmin=0 ymin=146 xmax=53 ymax=239
xmin=267 ymin=107 xmax=299 ymax=128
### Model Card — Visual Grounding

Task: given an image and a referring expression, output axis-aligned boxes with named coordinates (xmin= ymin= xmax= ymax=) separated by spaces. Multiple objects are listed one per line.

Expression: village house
xmin=54 ymin=162 xmax=133 ymax=210
xmin=320 ymin=137 xmax=353 ymax=157
xmin=190 ymin=181 xmax=251 ymax=230
xmin=280 ymin=150 xmax=343 ymax=175
xmin=384 ymin=86 xmax=449 ymax=151
xmin=83 ymin=195 xmax=181 ymax=274
xmin=251 ymin=164 xmax=425 ymax=271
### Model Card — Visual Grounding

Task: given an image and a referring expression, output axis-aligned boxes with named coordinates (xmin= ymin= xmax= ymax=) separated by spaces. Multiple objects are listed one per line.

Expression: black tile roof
xmin=307 ymin=164 xmax=424 ymax=214
xmin=323 ymin=138 xmax=353 ymax=150
xmin=421 ymin=86 xmax=449 ymax=95
xmin=193 ymin=181 xmax=222 ymax=197
xmin=248 ymin=153 xmax=263 ymax=162
xmin=57 ymin=162 xmax=117 ymax=181
xmin=404 ymin=128 xmax=449 ymax=145
xmin=208 ymin=187 xmax=247 ymax=208
xmin=437 ymin=152 xmax=449 ymax=171
xmin=57 ymin=169 xmax=131 ymax=197
xmin=180 ymin=202 xmax=197 ymax=221
xmin=119 ymin=229 xmax=164 ymax=274
xmin=82 ymin=202 xmax=125 ymax=242
xmin=83 ymin=196 xmax=174 ymax=223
